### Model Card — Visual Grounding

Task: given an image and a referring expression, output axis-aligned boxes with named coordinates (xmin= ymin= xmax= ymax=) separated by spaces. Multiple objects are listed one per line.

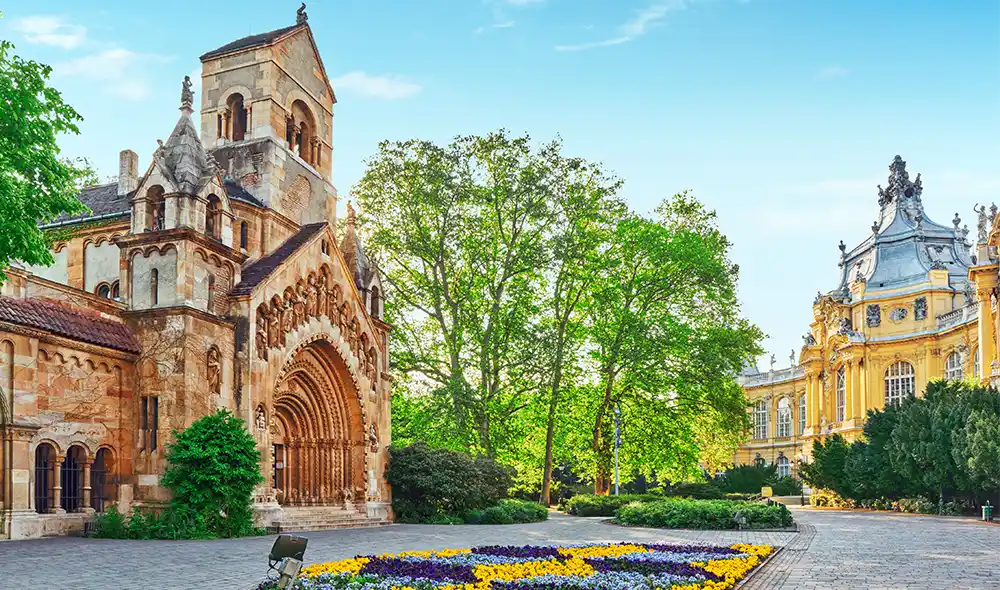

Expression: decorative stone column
xmin=82 ymin=459 xmax=93 ymax=512
xmin=52 ymin=455 xmax=65 ymax=514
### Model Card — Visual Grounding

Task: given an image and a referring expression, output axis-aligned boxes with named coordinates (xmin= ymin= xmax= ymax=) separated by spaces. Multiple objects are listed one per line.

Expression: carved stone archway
xmin=270 ymin=339 xmax=365 ymax=507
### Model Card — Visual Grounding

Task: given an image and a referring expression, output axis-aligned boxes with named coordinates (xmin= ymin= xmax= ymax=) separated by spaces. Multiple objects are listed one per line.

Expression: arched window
xmin=34 ymin=443 xmax=54 ymax=513
xmin=798 ymin=394 xmax=807 ymax=434
xmin=110 ymin=280 xmax=120 ymax=301
xmin=370 ymin=285 xmax=381 ymax=319
xmin=974 ymin=348 xmax=980 ymax=378
xmin=207 ymin=274 xmax=216 ymax=311
xmin=91 ymin=448 xmax=114 ymax=512
xmin=776 ymin=455 xmax=791 ymax=478
xmin=150 ymin=268 xmax=159 ymax=306
xmin=753 ymin=454 xmax=765 ymax=468
xmin=206 ymin=195 xmax=222 ymax=240
xmin=145 ymin=185 xmax=165 ymax=232
xmin=289 ymin=100 xmax=317 ymax=165
xmin=945 ymin=351 xmax=963 ymax=381
xmin=885 ymin=361 xmax=915 ymax=406
xmin=96 ymin=283 xmax=111 ymax=299
xmin=836 ymin=366 xmax=846 ymax=422
xmin=61 ymin=445 xmax=85 ymax=512
xmin=239 ymin=221 xmax=249 ymax=250
xmin=776 ymin=397 xmax=791 ymax=438
xmin=226 ymin=93 xmax=248 ymax=141
xmin=752 ymin=400 xmax=768 ymax=440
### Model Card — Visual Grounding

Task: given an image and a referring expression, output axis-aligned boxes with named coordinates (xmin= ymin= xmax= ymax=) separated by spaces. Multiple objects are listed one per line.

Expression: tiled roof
xmin=224 ymin=179 xmax=264 ymax=207
xmin=48 ymin=183 xmax=133 ymax=225
xmin=200 ymin=24 xmax=302 ymax=61
xmin=230 ymin=223 xmax=328 ymax=296
xmin=0 ymin=297 xmax=140 ymax=354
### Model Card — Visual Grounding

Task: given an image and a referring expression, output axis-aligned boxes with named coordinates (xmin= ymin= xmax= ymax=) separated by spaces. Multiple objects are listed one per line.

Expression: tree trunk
xmin=540 ymin=336 xmax=567 ymax=506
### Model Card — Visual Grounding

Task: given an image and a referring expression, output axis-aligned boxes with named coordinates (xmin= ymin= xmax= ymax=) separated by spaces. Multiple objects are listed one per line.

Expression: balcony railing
xmin=936 ymin=304 xmax=978 ymax=330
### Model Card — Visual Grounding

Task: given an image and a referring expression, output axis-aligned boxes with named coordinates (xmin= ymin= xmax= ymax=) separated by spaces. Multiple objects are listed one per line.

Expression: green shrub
xmin=768 ymin=476 xmax=803 ymax=496
xmin=387 ymin=442 xmax=512 ymax=523
xmin=88 ymin=505 xmax=128 ymax=538
xmin=666 ymin=482 xmax=723 ymax=499
xmin=895 ymin=497 xmax=936 ymax=514
xmin=809 ymin=488 xmax=854 ymax=508
xmin=559 ymin=494 xmax=660 ymax=517
xmin=464 ymin=499 xmax=548 ymax=524
xmin=723 ymin=492 xmax=760 ymax=502
xmin=713 ymin=464 xmax=776 ymax=494
xmin=614 ymin=499 xmax=793 ymax=530
xmin=160 ymin=410 xmax=264 ymax=538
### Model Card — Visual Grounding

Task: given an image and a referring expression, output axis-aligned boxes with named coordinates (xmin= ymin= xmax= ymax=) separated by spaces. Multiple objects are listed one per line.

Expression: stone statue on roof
xmin=297 ymin=3 xmax=308 ymax=25
xmin=975 ymin=204 xmax=988 ymax=244
xmin=181 ymin=76 xmax=194 ymax=110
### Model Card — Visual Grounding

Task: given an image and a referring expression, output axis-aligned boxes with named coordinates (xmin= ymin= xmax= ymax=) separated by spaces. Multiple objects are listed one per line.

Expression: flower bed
xmin=257 ymin=542 xmax=774 ymax=589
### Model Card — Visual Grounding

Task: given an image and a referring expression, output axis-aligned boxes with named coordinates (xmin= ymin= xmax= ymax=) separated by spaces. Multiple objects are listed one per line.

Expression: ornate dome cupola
xmin=830 ymin=156 xmax=974 ymax=300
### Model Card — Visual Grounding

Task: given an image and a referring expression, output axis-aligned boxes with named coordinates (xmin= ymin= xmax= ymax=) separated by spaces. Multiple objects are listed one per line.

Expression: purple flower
xmin=359 ymin=557 xmax=478 ymax=583
xmin=472 ymin=545 xmax=563 ymax=559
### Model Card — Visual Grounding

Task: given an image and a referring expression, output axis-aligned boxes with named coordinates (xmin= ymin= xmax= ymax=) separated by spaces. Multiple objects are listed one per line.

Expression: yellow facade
xmin=735 ymin=156 xmax=984 ymax=473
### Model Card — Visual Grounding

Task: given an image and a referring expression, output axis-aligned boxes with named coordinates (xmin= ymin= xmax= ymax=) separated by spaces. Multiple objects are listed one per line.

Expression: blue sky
xmin=4 ymin=0 xmax=999 ymax=366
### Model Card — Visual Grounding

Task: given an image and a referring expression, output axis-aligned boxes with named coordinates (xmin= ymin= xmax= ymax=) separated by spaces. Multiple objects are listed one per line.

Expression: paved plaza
xmin=1 ymin=507 xmax=998 ymax=589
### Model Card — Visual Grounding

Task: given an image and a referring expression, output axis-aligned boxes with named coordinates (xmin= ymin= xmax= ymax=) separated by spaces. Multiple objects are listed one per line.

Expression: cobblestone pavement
xmin=1 ymin=507 xmax=997 ymax=589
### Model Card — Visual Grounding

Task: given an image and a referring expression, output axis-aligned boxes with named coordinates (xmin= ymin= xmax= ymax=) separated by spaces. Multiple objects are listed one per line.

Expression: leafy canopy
xmin=0 ymin=35 xmax=90 ymax=280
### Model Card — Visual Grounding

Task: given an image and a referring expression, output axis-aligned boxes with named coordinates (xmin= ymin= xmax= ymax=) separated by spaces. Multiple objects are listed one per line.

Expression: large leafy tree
xmin=0 ymin=36 xmax=89 ymax=280
xmin=584 ymin=194 xmax=762 ymax=492
xmin=354 ymin=130 xmax=561 ymax=457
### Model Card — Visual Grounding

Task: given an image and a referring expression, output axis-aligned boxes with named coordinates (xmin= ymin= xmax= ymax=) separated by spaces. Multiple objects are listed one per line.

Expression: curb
xmin=733 ymin=545 xmax=784 ymax=590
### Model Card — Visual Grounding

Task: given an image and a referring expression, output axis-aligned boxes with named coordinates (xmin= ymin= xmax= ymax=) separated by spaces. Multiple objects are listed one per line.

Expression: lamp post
xmin=613 ymin=405 xmax=621 ymax=496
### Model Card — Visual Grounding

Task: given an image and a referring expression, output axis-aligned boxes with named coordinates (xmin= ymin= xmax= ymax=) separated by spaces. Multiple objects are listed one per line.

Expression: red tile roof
xmin=0 ymin=297 xmax=140 ymax=354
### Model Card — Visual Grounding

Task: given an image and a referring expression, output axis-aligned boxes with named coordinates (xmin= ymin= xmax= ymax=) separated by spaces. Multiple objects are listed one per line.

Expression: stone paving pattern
xmin=1 ymin=507 xmax=998 ymax=589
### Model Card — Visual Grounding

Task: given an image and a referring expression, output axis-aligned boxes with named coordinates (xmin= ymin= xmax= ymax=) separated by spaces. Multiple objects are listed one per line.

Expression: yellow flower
xmin=558 ymin=544 xmax=649 ymax=559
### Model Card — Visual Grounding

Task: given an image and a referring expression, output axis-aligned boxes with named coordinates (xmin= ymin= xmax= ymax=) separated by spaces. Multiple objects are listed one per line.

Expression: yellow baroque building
xmin=734 ymin=156 xmax=993 ymax=476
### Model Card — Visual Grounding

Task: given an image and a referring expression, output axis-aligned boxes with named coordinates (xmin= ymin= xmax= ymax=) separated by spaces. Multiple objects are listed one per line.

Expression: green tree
xmin=585 ymin=194 xmax=762 ymax=492
xmin=801 ymin=434 xmax=851 ymax=497
xmin=843 ymin=406 xmax=908 ymax=500
xmin=0 ymin=35 xmax=89 ymax=280
xmin=160 ymin=410 xmax=263 ymax=538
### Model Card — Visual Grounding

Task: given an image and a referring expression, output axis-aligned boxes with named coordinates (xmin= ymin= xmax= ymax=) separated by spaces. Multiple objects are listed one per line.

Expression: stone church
xmin=0 ymin=8 xmax=392 ymax=539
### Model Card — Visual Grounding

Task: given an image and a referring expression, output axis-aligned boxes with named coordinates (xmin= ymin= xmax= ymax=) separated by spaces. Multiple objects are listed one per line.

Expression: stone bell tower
xmin=196 ymin=4 xmax=338 ymax=230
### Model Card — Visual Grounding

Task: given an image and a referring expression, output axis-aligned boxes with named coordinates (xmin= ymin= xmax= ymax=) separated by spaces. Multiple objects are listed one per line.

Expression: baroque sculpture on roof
xmin=735 ymin=155 xmax=998 ymax=477
xmin=0 ymin=9 xmax=392 ymax=539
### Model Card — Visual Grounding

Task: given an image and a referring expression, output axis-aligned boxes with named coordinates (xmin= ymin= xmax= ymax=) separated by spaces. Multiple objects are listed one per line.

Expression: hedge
xmin=464 ymin=499 xmax=548 ymax=524
xmin=559 ymin=494 xmax=661 ymax=517
xmin=615 ymin=499 xmax=794 ymax=530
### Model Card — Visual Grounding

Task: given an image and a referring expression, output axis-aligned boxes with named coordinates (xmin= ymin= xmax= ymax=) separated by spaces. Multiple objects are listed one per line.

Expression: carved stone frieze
xmin=866 ymin=304 xmax=881 ymax=327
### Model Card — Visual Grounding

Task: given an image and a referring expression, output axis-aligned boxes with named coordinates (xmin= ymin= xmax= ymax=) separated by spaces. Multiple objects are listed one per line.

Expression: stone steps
xmin=274 ymin=506 xmax=390 ymax=533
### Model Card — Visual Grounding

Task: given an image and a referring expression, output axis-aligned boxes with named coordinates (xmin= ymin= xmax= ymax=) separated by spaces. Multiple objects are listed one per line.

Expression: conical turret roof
xmin=152 ymin=76 xmax=219 ymax=195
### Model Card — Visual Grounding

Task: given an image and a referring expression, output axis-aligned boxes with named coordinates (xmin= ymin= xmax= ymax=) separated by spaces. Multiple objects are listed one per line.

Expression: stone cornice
xmin=115 ymin=227 xmax=248 ymax=265
xmin=123 ymin=305 xmax=236 ymax=329
xmin=0 ymin=320 xmax=138 ymax=362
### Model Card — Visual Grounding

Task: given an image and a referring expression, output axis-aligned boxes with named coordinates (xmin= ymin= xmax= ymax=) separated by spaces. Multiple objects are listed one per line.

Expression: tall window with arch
xmin=207 ymin=274 xmax=216 ymax=311
xmin=61 ymin=445 xmax=85 ymax=512
xmin=945 ymin=350 xmax=963 ymax=381
xmin=776 ymin=454 xmax=791 ymax=478
xmin=226 ymin=93 xmax=248 ymax=141
xmin=370 ymin=285 xmax=381 ymax=318
xmin=752 ymin=399 xmax=768 ymax=440
xmin=150 ymin=268 xmax=159 ymax=306
xmin=836 ymin=366 xmax=846 ymax=422
xmin=884 ymin=361 xmax=915 ymax=406
xmin=91 ymin=448 xmax=113 ymax=512
xmin=776 ymin=397 xmax=791 ymax=437
xmin=146 ymin=185 xmax=165 ymax=231
xmin=798 ymin=394 xmax=806 ymax=434
xmin=34 ymin=443 xmax=54 ymax=513
xmin=974 ymin=348 xmax=980 ymax=378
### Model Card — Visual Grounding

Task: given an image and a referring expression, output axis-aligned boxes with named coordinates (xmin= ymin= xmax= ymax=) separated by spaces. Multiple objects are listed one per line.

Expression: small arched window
xmin=145 ymin=185 xmax=166 ymax=232
xmin=945 ymin=351 xmax=963 ymax=381
xmin=239 ymin=221 xmax=249 ymax=250
xmin=206 ymin=195 xmax=222 ymax=240
xmin=34 ymin=443 xmax=54 ymax=513
xmin=370 ymin=285 xmax=381 ymax=319
xmin=96 ymin=283 xmax=111 ymax=299
xmin=207 ymin=274 xmax=216 ymax=311
xmin=885 ymin=361 xmax=915 ymax=406
xmin=91 ymin=448 xmax=114 ymax=512
xmin=974 ymin=348 xmax=980 ymax=378
xmin=776 ymin=455 xmax=791 ymax=478
xmin=61 ymin=445 xmax=85 ymax=513
xmin=150 ymin=268 xmax=159 ymax=306
xmin=226 ymin=93 xmax=248 ymax=141
xmin=776 ymin=397 xmax=791 ymax=438
xmin=836 ymin=366 xmax=847 ymax=422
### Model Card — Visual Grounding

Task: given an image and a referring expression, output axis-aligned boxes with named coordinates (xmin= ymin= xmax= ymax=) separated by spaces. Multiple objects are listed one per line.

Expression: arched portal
xmin=271 ymin=339 xmax=365 ymax=506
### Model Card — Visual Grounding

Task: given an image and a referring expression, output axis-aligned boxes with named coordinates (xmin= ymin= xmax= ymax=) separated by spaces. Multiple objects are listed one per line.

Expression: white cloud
xmin=816 ymin=65 xmax=849 ymax=79
xmin=555 ymin=0 xmax=690 ymax=52
xmin=475 ymin=20 xmax=516 ymax=34
xmin=331 ymin=71 xmax=422 ymax=100
xmin=12 ymin=15 xmax=87 ymax=49
xmin=54 ymin=49 xmax=172 ymax=102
